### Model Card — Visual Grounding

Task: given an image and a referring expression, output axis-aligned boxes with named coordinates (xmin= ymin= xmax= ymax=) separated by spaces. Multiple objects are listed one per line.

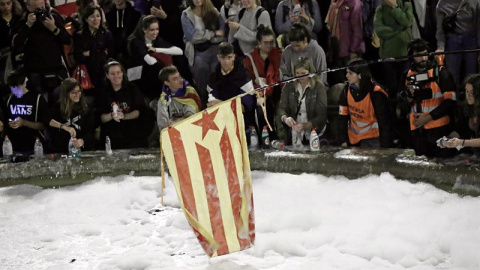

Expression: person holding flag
xmin=156 ymin=65 xmax=201 ymax=131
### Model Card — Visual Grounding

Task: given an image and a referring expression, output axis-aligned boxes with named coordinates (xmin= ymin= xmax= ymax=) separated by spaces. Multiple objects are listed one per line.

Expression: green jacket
xmin=374 ymin=0 xmax=413 ymax=58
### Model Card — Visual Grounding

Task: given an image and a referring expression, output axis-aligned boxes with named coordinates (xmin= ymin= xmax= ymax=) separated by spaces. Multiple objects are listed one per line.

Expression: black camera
xmin=404 ymin=72 xmax=433 ymax=100
xmin=34 ymin=8 xmax=50 ymax=22
xmin=151 ymin=0 xmax=162 ymax=8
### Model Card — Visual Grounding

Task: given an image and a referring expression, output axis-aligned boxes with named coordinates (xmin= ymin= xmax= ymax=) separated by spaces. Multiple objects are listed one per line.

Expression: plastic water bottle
xmin=261 ymin=126 xmax=270 ymax=149
xmin=249 ymin=126 xmax=258 ymax=150
xmin=310 ymin=128 xmax=320 ymax=151
xmin=2 ymin=136 xmax=13 ymax=159
xmin=34 ymin=137 xmax=44 ymax=158
xmin=112 ymin=102 xmax=119 ymax=118
xmin=68 ymin=138 xmax=81 ymax=158
xmin=105 ymin=136 xmax=113 ymax=156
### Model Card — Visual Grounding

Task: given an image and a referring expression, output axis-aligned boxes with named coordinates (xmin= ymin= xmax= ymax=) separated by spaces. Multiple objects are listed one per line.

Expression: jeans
xmin=192 ymin=44 xmax=219 ymax=107
xmin=445 ymin=33 xmax=479 ymax=90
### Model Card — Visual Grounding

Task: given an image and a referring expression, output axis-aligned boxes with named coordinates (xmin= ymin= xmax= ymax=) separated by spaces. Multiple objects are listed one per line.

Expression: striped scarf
xmin=325 ymin=0 xmax=345 ymax=39
xmin=161 ymin=81 xmax=202 ymax=113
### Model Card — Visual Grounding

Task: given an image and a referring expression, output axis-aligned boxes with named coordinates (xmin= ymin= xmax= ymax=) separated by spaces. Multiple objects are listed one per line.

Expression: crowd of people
xmin=0 ymin=0 xmax=479 ymax=159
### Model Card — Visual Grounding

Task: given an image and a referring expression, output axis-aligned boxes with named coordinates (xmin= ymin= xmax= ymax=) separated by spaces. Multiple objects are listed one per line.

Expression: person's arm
xmin=181 ymin=11 xmax=215 ymax=43
xmin=12 ymin=16 xmax=32 ymax=48
xmin=157 ymin=99 xmax=170 ymax=131
xmin=314 ymin=45 xmax=328 ymax=85
xmin=389 ymin=0 xmax=413 ymax=28
xmin=240 ymin=80 xmax=256 ymax=112
xmin=441 ymin=137 xmax=480 ymax=148
xmin=51 ymin=13 xmax=72 ymax=45
xmin=371 ymin=90 xmax=392 ymax=148
xmin=435 ymin=4 xmax=446 ymax=51
xmin=374 ymin=6 xmax=401 ymax=40
xmin=279 ymin=48 xmax=291 ymax=80
xmin=429 ymin=68 xmax=457 ymax=120
xmin=73 ymin=33 xmax=86 ymax=64
xmin=275 ymin=2 xmax=292 ymax=34
xmin=105 ymin=30 xmax=115 ymax=58
xmin=49 ymin=119 xmax=76 ymax=137
xmin=154 ymin=46 xmax=183 ymax=55
xmin=310 ymin=0 xmax=322 ymax=33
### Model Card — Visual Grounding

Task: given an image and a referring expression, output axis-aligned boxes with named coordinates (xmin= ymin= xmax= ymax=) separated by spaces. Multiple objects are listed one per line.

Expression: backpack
xmin=232 ymin=7 xmax=267 ymax=56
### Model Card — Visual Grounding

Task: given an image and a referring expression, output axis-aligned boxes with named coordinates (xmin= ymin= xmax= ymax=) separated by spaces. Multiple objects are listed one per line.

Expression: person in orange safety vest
xmin=338 ymin=59 xmax=392 ymax=148
xmin=403 ymin=39 xmax=457 ymax=158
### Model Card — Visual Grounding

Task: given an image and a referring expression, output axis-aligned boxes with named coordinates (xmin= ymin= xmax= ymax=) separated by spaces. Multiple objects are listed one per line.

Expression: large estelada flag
xmin=161 ymin=97 xmax=255 ymax=257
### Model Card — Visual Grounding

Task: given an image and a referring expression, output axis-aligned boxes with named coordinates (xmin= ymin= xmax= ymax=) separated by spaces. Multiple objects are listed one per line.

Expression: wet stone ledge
xmin=0 ymin=147 xmax=479 ymax=196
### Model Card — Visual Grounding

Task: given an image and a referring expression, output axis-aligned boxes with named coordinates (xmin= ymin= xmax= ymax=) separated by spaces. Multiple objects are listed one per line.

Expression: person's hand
xmin=284 ymin=116 xmax=296 ymax=127
xmin=43 ymin=14 xmax=57 ymax=32
xmin=26 ymin=13 xmax=36 ymax=27
xmin=350 ymin=53 xmax=359 ymax=60
xmin=227 ymin=20 xmax=240 ymax=30
xmin=74 ymin=138 xmax=84 ymax=148
xmin=83 ymin=51 xmax=90 ymax=57
xmin=64 ymin=126 xmax=77 ymax=138
xmin=384 ymin=0 xmax=398 ymax=8
xmin=299 ymin=7 xmax=311 ymax=23
xmin=413 ymin=113 xmax=432 ymax=128
xmin=9 ymin=118 xmax=24 ymax=129
xmin=292 ymin=123 xmax=303 ymax=132
xmin=0 ymin=121 xmax=3 ymax=132
xmin=151 ymin=6 xmax=167 ymax=19
xmin=289 ymin=12 xmax=300 ymax=23
xmin=207 ymin=99 xmax=221 ymax=107
xmin=147 ymin=45 xmax=156 ymax=53
xmin=113 ymin=111 xmax=124 ymax=122
xmin=215 ymin=29 xmax=225 ymax=37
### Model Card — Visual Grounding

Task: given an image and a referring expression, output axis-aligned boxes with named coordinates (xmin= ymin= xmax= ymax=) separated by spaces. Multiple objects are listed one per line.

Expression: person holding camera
xmin=403 ymin=39 xmax=457 ymax=158
xmin=11 ymin=0 xmax=71 ymax=105
xmin=156 ymin=65 xmax=201 ymax=131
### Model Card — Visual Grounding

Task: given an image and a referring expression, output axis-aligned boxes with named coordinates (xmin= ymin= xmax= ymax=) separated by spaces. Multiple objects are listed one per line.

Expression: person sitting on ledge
xmin=99 ymin=60 xmax=149 ymax=149
xmin=47 ymin=78 xmax=95 ymax=153
xmin=3 ymin=69 xmax=47 ymax=155
xmin=157 ymin=65 xmax=201 ymax=132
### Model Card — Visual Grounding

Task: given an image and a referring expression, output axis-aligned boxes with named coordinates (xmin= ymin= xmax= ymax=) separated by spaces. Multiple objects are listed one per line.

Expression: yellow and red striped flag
xmin=161 ymin=97 xmax=255 ymax=257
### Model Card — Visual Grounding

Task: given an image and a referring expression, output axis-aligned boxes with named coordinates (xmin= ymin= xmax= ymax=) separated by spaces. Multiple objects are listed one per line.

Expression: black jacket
xmin=12 ymin=10 xmax=71 ymax=72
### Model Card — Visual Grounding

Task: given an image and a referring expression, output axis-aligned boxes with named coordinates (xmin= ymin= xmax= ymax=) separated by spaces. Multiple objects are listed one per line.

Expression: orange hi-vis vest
xmin=407 ymin=67 xmax=456 ymax=130
xmin=339 ymin=85 xmax=387 ymax=145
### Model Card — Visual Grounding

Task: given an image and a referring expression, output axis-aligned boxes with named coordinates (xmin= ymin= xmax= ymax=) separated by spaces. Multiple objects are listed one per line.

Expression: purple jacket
xmin=336 ymin=0 xmax=365 ymax=58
